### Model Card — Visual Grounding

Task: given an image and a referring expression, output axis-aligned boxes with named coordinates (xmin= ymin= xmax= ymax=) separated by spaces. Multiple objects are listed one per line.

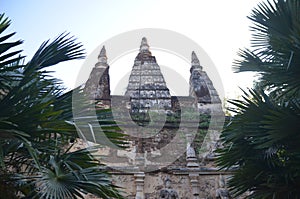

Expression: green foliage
xmin=217 ymin=0 xmax=300 ymax=198
xmin=0 ymin=13 xmax=124 ymax=199
xmin=217 ymin=89 xmax=300 ymax=198
xmin=15 ymin=147 xmax=123 ymax=199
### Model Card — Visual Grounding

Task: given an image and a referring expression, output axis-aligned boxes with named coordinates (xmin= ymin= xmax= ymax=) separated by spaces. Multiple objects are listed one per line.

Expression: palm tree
xmin=0 ymin=13 xmax=124 ymax=199
xmin=216 ymin=0 xmax=300 ymax=198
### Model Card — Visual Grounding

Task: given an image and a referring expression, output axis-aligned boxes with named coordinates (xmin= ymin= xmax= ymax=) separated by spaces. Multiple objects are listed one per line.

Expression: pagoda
xmin=82 ymin=37 xmax=228 ymax=199
xmin=125 ymin=37 xmax=172 ymax=113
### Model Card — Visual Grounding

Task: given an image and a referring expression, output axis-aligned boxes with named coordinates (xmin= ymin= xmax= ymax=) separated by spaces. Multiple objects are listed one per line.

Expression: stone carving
xmin=216 ymin=175 xmax=231 ymax=199
xmin=159 ymin=177 xmax=179 ymax=199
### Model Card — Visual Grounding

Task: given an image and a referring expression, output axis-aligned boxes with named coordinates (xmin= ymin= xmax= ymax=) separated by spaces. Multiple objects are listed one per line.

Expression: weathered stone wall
xmin=108 ymin=172 xmax=233 ymax=199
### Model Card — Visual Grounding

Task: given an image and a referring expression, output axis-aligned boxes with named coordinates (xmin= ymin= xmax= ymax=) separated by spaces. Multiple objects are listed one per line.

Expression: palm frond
xmin=17 ymin=148 xmax=124 ymax=199
xmin=0 ymin=13 xmax=124 ymax=198
xmin=28 ymin=32 xmax=85 ymax=72
xmin=234 ymin=0 xmax=300 ymax=98
xmin=217 ymin=89 xmax=300 ymax=198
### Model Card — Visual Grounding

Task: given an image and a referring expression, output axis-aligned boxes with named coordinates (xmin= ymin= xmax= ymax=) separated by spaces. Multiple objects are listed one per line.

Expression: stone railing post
xmin=134 ymin=172 xmax=145 ymax=199
xmin=186 ymin=133 xmax=200 ymax=198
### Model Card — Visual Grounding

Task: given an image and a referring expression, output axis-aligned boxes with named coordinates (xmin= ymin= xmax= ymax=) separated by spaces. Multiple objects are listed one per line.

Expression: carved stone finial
xmin=191 ymin=51 xmax=202 ymax=70
xmin=186 ymin=142 xmax=200 ymax=168
xmin=96 ymin=46 xmax=108 ymax=67
xmin=140 ymin=37 xmax=150 ymax=52
xmin=141 ymin=37 xmax=147 ymax=45
xmin=99 ymin=46 xmax=106 ymax=58
xmin=186 ymin=143 xmax=196 ymax=158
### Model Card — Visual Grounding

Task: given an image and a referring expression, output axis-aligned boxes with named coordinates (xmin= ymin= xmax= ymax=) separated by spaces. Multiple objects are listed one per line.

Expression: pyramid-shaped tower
xmin=125 ymin=37 xmax=172 ymax=113
xmin=84 ymin=46 xmax=110 ymax=106
xmin=189 ymin=51 xmax=220 ymax=103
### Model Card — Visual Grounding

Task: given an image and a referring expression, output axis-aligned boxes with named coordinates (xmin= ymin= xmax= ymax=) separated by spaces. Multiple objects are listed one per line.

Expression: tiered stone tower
xmin=125 ymin=37 xmax=172 ymax=113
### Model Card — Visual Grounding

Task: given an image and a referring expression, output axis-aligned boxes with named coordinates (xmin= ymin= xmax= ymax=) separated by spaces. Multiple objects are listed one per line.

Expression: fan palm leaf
xmin=217 ymin=89 xmax=300 ymax=198
xmin=233 ymin=0 xmax=300 ymax=98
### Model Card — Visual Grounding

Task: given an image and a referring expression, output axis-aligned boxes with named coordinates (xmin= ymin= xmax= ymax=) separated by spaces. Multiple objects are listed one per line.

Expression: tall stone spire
xmin=191 ymin=51 xmax=202 ymax=70
xmin=189 ymin=51 xmax=210 ymax=102
xmin=84 ymin=45 xmax=110 ymax=105
xmin=95 ymin=46 xmax=108 ymax=68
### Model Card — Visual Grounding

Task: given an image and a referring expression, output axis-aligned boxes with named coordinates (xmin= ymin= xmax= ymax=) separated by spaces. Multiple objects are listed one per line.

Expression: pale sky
xmin=2 ymin=0 xmax=263 ymax=100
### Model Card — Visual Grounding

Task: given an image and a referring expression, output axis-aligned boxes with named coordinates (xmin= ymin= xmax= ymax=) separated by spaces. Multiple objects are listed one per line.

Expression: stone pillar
xmin=186 ymin=133 xmax=201 ymax=198
xmin=190 ymin=173 xmax=200 ymax=199
xmin=134 ymin=172 xmax=145 ymax=199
